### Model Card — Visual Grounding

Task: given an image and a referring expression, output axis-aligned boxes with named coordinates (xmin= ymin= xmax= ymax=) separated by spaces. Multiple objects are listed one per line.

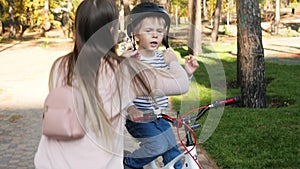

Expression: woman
xmin=34 ymin=0 xmax=189 ymax=168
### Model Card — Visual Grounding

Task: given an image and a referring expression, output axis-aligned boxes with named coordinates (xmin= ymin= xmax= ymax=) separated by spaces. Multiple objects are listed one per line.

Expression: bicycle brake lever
xmin=191 ymin=124 xmax=201 ymax=130
xmin=171 ymin=111 xmax=183 ymax=127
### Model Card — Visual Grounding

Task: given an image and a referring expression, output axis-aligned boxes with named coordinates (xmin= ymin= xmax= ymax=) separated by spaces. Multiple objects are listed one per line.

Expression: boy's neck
xmin=139 ymin=49 xmax=156 ymax=58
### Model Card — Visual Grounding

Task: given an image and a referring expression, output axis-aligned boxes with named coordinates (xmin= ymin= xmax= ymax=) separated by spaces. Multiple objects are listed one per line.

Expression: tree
xmin=188 ymin=0 xmax=202 ymax=55
xmin=119 ymin=0 xmax=130 ymax=33
xmin=43 ymin=0 xmax=51 ymax=32
xmin=203 ymin=0 xmax=208 ymax=20
xmin=8 ymin=0 xmax=16 ymax=38
xmin=225 ymin=0 xmax=235 ymax=27
xmin=274 ymin=0 xmax=280 ymax=35
xmin=169 ymin=0 xmax=188 ymax=26
xmin=122 ymin=0 xmax=130 ymax=17
xmin=236 ymin=0 xmax=266 ymax=108
xmin=211 ymin=0 xmax=222 ymax=42
xmin=0 ymin=0 xmax=8 ymax=34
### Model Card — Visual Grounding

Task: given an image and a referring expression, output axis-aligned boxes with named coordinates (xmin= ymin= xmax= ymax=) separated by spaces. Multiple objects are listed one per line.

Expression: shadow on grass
xmin=265 ymin=56 xmax=300 ymax=65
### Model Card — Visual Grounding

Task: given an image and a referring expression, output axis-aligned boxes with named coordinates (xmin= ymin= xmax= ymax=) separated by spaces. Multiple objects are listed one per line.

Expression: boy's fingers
xmin=185 ymin=55 xmax=192 ymax=62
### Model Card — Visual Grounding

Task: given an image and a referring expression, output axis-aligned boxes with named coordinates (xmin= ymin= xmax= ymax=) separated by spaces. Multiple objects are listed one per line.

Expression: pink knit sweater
xmin=34 ymin=59 xmax=189 ymax=169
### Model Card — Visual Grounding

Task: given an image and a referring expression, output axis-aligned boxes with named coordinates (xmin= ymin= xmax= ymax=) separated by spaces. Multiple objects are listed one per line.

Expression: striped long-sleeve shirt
xmin=133 ymin=51 xmax=169 ymax=110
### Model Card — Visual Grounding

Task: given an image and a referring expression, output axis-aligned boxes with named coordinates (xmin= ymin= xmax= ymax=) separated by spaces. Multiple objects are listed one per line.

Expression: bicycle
xmin=144 ymin=96 xmax=241 ymax=169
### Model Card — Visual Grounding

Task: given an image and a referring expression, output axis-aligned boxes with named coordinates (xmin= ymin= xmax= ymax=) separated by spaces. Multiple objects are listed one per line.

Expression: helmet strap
xmin=162 ymin=26 xmax=170 ymax=49
xmin=162 ymin=38 xmax=169 ymax=49
xmin=130 ymin=33 xmax=137 ymax=50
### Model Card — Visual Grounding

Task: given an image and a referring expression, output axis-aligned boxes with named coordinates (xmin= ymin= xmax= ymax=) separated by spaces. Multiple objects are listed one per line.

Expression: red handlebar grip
xmin=213 ymin=96 xmax=240 ymax=107
xmin=223 ymin=96 xmax=240 ymax=105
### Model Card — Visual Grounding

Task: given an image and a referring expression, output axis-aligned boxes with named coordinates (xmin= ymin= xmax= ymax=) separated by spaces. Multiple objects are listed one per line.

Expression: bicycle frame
xmin=149 ymin=145 xmax=198 ymax=169
xmin=147 ymin=96 xmax=240 ymax=169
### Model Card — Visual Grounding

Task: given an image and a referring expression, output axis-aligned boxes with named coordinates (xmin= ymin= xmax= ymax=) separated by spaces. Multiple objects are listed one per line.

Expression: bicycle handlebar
xmin=193 ymin=96 xmax=240 ymax=121
xmin=209 ymin=95 xmax=240 ymax=108
xmin=131 ymin=96 xmax=241 ymax=123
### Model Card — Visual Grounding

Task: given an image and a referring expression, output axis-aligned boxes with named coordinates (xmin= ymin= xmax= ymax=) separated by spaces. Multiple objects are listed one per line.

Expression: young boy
xmin=124 ymin=2 xmax=199 ymax=169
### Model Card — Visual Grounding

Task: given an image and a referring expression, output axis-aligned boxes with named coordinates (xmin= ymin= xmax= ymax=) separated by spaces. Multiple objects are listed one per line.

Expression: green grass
xmin=172 ymin=44 xmax=300 ymax=168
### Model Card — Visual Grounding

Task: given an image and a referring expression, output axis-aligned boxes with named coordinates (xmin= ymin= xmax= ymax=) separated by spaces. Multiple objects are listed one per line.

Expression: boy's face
xmin=134 ymin=17 xmax=165 ymax=51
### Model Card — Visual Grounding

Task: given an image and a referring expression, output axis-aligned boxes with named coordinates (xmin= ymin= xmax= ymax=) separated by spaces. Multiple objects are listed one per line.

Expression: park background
xmin=0 ymin=0 xmax=299 ymax=168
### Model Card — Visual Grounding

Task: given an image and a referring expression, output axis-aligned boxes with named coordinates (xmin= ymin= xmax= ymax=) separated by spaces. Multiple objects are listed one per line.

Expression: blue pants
xmin=124 ymin=118 xmax=182 ymax=169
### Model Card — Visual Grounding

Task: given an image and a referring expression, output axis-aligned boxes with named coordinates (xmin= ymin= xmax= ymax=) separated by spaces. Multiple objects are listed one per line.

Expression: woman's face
xmin=134 ymin=17 xmax=165 ymax=51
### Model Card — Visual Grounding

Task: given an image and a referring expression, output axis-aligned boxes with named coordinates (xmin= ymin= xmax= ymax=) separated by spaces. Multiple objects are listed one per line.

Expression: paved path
xmin=0 ymin=29 xmax=299 ymax=168
xmin=263 ymin=37 xmax=300 ymax=65
xmin=0 ymin=31 xmax=72 ymax=168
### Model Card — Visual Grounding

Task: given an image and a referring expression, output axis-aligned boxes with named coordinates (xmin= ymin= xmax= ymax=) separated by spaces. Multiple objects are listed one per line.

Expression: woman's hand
xmin=121 ymin=50 xmax=140 ymax=60
xmin=163 ymin=48 xmax=178 ymax=65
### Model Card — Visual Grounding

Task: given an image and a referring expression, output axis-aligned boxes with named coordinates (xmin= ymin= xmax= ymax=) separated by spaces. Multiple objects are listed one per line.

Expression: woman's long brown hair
xmin=49 ymin=0 xmax=154 ymax=149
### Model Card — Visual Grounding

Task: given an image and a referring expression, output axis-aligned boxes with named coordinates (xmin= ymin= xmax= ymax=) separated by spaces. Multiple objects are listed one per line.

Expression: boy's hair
xmin=127 ymin=2 xmax=170 ymax=48
xmin=133 ymin=16 xmax=166 ymax=34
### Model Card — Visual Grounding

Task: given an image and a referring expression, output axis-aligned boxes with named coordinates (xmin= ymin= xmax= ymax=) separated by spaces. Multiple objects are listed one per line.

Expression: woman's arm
xmin=118 ymin=49 xmax=189 ymax=110
xmin=154 ymin=61 xmax=189 ymax=96
xmin=151 ymin=48 xmax=189 ymax=96
xmin=120 ymin=60 xmax=189 ymax=111
xmin=131 ymin=58 xmax=189 ymax=97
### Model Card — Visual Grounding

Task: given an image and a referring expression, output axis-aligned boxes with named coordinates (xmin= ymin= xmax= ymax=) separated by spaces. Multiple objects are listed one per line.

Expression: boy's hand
xmin=163 ymin=48 xmax=178 ymax=64
xmin=185 ymin=55 xmax=199 ymax=77
xmin=127 ymin=105 xmax=144 ymax=122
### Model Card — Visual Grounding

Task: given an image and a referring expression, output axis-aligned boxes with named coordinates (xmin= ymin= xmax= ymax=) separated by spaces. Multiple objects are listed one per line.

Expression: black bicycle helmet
xmin=127 ymin=2 xmax=171 ymax=49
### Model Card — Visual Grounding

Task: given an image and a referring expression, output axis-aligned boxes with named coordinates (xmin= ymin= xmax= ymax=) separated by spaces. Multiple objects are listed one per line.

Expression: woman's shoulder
xmin=49 ymin=55 xmax=70 ymax=88
xmin=50 ymin=56 xmax=64 ymax=71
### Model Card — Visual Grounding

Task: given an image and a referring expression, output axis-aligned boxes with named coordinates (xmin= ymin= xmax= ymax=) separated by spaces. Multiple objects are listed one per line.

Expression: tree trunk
xmin=274 ymin=0 xmax=280 ymax=35
xmin=175 ymin=6 xmax=178 ymax=27
xmin=67 ymin=0 xmax=72 ymax=11
xmin=123 ymin=0 xmax=130 ymax=16
xmin=211 ymin=0 xmax=222 ymax=42
xmin=203 ymin=0 xmax=208 ymax=20
xmin=230 ymin=0 xmax=234 ymax=23
xmin=265 ymin=0 xmax=271 ymax=10
xmin=188 ymin=0 xmax=194 ymax=55
xmin=188 ymin=0 xmax=202 ymax=55
xmin=43 ymin=0 xmax=51 ymax=31
xmin=8 ymin=0 xmax=16 ymax=38
xmin=236 ymin=0 xmax=266 ymax=108
xmin=44 ymin=0 xmax=49 ymax=22
xmin=122 ymin=0 xmax=130 ymax=33
xmin=120 ymin=0 xmax=125 ymax=32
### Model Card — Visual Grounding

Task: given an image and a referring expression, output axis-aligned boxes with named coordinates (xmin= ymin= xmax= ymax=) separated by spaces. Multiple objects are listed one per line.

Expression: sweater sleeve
xmin=132 ymin=61 xmax=189 ymax=98
xmin=119 ymin=60 xmax=189 ymax=111
xmin=153 ymin=61 xmax=189 ymax=96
